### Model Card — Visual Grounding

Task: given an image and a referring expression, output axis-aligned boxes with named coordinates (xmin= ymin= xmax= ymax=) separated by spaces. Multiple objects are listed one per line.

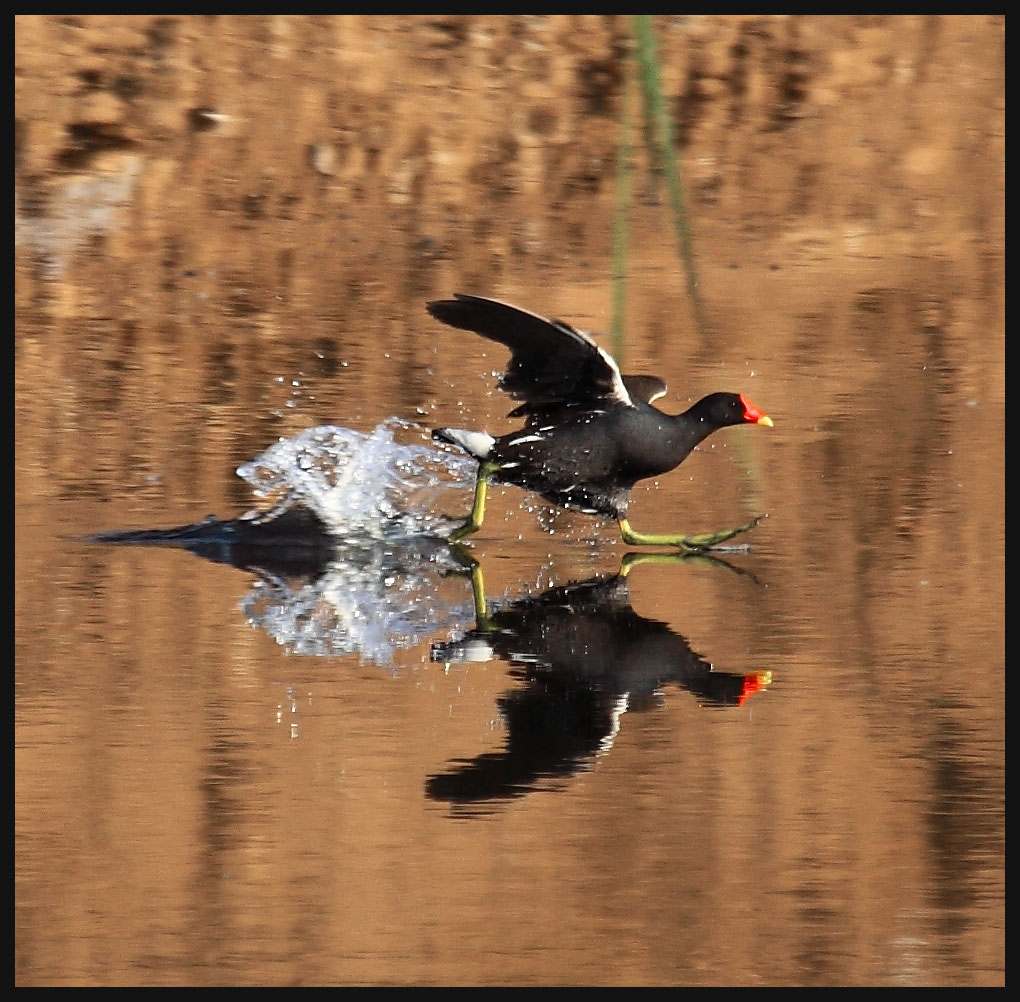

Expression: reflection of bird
xmin=427 ymin=571 xmax=771 ymax=809
xmin=429 ymin=294 xmax=772 ymax=547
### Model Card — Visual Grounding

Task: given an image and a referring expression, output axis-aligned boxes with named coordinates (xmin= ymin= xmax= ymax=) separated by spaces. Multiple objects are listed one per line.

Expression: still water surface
xmin=16 ymin=270 xmax=1003 ymax=987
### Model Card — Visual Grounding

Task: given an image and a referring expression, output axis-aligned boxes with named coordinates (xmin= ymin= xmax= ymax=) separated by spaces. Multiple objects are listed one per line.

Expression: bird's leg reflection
xmin=446 ymin=541 xmax=492 ymax=625
xmin=619 ymin=549 xmax=766 ymax=585
xmin=618 ymin=513 xmax=767 ymax=551
xmin=446 ymin=541 xmax=766 ymax=644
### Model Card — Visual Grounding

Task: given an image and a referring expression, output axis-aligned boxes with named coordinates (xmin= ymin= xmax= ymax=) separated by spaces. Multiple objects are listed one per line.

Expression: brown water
xmin=16 ymin=15 xmax=1003 ymax=986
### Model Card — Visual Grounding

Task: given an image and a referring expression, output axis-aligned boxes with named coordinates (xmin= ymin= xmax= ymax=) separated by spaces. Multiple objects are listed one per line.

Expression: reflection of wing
xmin=427 ymin=293 xmax=634 ymax=415
xmin=424 ymin=684 xmax=626 ymax=809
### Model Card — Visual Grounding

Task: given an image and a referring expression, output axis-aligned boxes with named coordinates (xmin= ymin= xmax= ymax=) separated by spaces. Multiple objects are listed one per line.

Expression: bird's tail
xmin=431 ymin=427 xmax=495 ymax=460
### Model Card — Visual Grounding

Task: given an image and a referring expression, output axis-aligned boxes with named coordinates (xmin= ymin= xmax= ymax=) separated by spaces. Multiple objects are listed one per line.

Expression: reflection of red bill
xmin=737 ymin=670 xmax=773 ymax=707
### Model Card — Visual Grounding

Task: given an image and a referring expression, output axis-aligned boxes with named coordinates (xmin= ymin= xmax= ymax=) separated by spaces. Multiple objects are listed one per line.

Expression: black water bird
xmin=429 ymin=294 xmax=773 ymax=548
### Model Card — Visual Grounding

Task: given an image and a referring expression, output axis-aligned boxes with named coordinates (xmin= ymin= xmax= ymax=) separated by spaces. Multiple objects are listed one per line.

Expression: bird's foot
xmin=447 ymin=520 xmax=480 ymax=543
xmin=618 ymin=514 xmax=767 ymax=551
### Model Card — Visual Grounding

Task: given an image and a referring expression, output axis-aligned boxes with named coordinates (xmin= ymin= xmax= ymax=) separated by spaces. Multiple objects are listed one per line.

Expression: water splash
xmin=236 ymin=417 xmax=475 ymax=540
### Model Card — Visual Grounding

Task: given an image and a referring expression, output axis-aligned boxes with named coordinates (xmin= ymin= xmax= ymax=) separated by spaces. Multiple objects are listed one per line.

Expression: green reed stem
xmin=631 ymin=14 xmax=709 ymax=343
xmin=610 ymin=70 xmax=634 ymax=364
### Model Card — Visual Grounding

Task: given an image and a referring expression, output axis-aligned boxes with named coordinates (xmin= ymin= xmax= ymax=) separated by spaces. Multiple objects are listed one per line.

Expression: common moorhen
xmin=429 ymin=294 xmax=772 ymax=549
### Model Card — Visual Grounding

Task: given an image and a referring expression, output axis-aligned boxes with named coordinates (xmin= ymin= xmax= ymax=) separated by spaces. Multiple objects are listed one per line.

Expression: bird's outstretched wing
xmin=622 ymin=374 xmax=667 ymax=405
xmin=427 ymin=293 xmax=638 ymax=416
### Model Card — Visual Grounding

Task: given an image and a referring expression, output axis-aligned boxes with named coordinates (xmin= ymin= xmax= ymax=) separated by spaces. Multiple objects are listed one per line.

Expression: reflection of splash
xmin=88 ymin=508 xmax=477 ymax=667
xmin=90 ymin=510 xmax=476 ymax=668
xmin=236 ymin=418 xmax=475 ymax=540
xmin=240 ymin=541 xmax=474 ymax=665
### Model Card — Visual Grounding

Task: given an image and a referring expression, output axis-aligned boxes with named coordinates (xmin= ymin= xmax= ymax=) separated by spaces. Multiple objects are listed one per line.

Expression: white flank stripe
xmin=596 ymin=345 xmax=634 ymax=407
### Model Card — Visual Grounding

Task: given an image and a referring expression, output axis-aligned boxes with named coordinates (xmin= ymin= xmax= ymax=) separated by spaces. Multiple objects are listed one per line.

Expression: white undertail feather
xmin=434 ymin=428 xmax=495 ymax=459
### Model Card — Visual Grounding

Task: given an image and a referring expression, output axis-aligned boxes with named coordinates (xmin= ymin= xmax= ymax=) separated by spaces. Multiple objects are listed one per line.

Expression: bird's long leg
xmin=618 ymin=514 xmax=766 ymax=551
xmin=448 ymin=460 xmax=499 ymax=542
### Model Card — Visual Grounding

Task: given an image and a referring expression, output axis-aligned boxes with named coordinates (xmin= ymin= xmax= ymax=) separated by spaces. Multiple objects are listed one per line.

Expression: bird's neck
xmin=666 ymin=402 xmax=724 ymax=454
xmin=617 ymin=405 xmax=714 ymax=478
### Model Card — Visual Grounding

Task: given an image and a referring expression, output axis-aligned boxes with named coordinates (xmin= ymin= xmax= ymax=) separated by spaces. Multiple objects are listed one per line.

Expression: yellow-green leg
xmin=448 ymin=460 xmax=499 ymax=542
xmin=618 ymin=514 xmax=766 ymax=551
